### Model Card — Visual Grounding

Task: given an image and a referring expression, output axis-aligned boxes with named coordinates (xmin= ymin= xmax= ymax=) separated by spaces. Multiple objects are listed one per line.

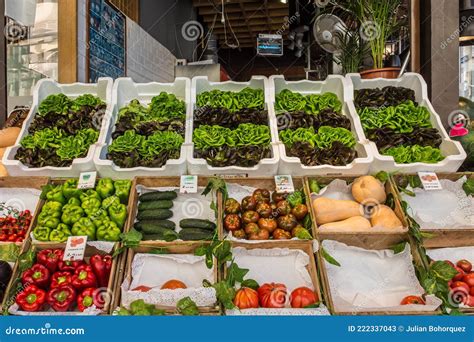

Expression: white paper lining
xmin=322 ymin=240 xmax=441 ymax=313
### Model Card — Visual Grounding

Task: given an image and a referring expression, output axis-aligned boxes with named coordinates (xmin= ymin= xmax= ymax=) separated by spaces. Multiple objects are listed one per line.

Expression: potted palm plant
xmin=334 ymin=27 xmax=369 ymax=75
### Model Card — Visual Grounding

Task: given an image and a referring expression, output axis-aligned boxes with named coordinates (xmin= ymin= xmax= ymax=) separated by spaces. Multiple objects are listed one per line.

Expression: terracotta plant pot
xmin=360 ymin=67 xmax=401 ymax=79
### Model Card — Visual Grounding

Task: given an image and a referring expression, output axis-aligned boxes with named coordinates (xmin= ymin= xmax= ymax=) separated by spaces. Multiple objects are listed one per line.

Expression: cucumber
xmin=179 ymin=219 xmax=216 ymax=231
xmin=138 ymin=200 xmax=173 ymax=211
xmin=178 ymin=228 xmax=214 ymax=241
xmin=137 ymin=209 xmax=173 ymax=221
xmin=141 ymin=225 xmax=175 ymax=235
xmin=136 ymin=219 xmax=176 ymax=230
xmin=139 ymin=191 xmax=177 ymax=202
xmin=142 ymin=229 xmax=178 ymax=242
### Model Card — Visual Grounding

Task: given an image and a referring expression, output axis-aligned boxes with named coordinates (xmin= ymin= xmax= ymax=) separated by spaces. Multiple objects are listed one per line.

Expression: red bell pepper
xmin=16 ymin=285 xmax=46 ymax=312
xmin=46 ymin=285 xmax=76 ymax=312
xmin=77 ymin=287 xmax=104 ymax=312
xmin=58 ymin=259 xmax=85 ymax=273
xmin=89 ymin=254 xmax=112 ymax=288
xmin=50 ymin=271 xmax=72 ymax=289
xmin=36 ymin=249 xmax=64 ymax=273
xmin=21 ymin=264 xmax=50 ymax=289
xmin=71 ymin=265 xmax=97 ymax=290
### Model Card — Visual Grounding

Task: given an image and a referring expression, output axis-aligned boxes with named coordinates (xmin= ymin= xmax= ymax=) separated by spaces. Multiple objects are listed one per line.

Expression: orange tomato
xmin=290 ymin=287 xmax=318 ymax=308
xmin=161 ymin=279 xmax=187 ymax=290
xmin=233 ymin=287 xmax=259 ymax=309
xmin=257 ymin=283 xmax=287 ymax=308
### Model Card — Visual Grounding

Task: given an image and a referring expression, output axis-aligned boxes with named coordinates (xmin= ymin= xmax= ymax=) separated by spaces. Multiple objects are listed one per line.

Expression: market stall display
xmin=220 ymin=178 xmax=313 ymax=242
xmin=129 ymin=177 xmax=218 ymax=243
xmin=31 ymin=178 xmax=132 ymax=243
xmin=3 ymin=78 xmax=113 ymax=176
xmin=347 ymin=73 xmax=466 ymax=172
xmin=188 ymin=77 xmax=279 ymax=176
xmin=270 ymin=75 xmax=372 ymax=175
xmin=4 ymin=243 xmax=118 ymax=315
xmin=319 ymin=239 xmax=442 ymax=314
xmin=94 ymin=78 xmax=190 ymax=177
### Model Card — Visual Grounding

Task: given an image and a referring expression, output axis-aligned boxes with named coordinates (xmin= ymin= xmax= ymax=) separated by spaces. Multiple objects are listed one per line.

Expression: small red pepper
xmin=50 ymin=271 xmax=72 ymax=289
xmin=46 ymin=285 xmax=76 ymax=312
xmin=71 ymin=265 xmax=97 ymax=290
xmin=89 ymin=254 xmax=112 ymax=288
xmin=22 ymin=264 xmax=50 ymax=289
xmin=77 ymin=288 xmax=104 ymax=312
xmin=58 ymin=259 xmax=85 ymax=273
xmin=37 ymin=249 xmax=64 ymax=273
xmin=16 ymin=285 xmax=46 ymax=312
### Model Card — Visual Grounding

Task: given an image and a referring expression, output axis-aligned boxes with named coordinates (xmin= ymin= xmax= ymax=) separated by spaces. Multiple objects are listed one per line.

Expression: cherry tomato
xmin=457 ymin=259 xmax=473 ymax=273
xmin=463 ymin=273 xmax=474 ymax=287
xmin=400 ymin=295 xmax=425 ymax=305
xmin=453 ymin=267 xmax=465 ymax=281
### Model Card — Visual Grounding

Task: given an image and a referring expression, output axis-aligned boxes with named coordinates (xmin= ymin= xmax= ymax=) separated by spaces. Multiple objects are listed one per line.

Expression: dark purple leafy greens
xmin=366 ymin=127 xmax=442 ymax=152
xmin=354 ymin=86 xmax=416 ymax=109
xmin=287 ymin=141 xmax=357 ymax=166
xmin=193 ymin=106 xmax=268 ymax=129
xmin=276 ymin=109 xmax=351 ymax=131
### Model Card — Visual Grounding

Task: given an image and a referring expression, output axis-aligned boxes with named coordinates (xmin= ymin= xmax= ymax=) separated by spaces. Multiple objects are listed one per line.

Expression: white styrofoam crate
xmin=187 ymin=76 xmax=279 ymax=176
xmin=2 ymin=78 xmax=113 ymax=177
xmin=269 ymin=75 xmax=373 ymax=176
xmin=347 ymin=73 xmax=467 ymax=173
xmin=94 ymin=77 xmax=190 ymax=179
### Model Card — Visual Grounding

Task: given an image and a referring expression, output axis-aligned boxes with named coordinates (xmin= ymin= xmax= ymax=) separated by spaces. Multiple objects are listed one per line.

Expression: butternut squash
xmin=370 ymin=205 xmax=403 ymax=229
xmin=0 ymin=127 xmax=21 ymax=147
xmin=319 ymin=216 xmax=372 ymax=231
xmin=312 ymin=197 xmax=361 ymax=225
xmin=0 ymin=147 xmax=5 ymax=159
xmin=351 ymin=175 xmax=386 ymax=204
xmin=0 ymin=163 xmax=8 ymax=177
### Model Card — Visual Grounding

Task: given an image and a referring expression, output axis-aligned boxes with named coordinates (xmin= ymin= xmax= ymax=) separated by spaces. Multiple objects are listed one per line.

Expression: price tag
xmin=274 ymin=175 xmax=294 ymax=193
xmin=180 ymin=175 xmax=198 ymax=194
xmin=215 ymin=174 xmax=248 ymax=179
xmin=418 ymin=172 xmax=442 ymax=191
xmin=78 ymin=171 xmax=97 ymax=189
xmin=63 ymin=236 xmax=88 ymax=261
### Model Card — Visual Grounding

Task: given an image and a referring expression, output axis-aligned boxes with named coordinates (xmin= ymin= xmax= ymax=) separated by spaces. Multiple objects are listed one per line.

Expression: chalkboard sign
xmin=88 ymin=0 xmax=126 ymax=82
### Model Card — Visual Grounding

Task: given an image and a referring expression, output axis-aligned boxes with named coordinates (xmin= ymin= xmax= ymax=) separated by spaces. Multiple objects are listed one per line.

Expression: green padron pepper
xmin=101 ymin=195 xmax=120 ymax=209
xmin=46 ymin=185 xmax=66 ymax=205
xmin=97 ymin=178 xmax=115 ymax=199
xmin=61 ymin=179 xmax=82 ymax=199
xmin=79 ymin=189 xmax=101 ymax=203
xmin=61 ymin=205 xmax=84 ymax=225
xmin=42 ymin=201 xmax=63 ymax=216
xmin=114 ymin=180 xmax=132 ymax=204
xmin=33 ymin=226 xmax=51 ymax=241
xmin=108 ymin=203 xmax=127 ymax=229
xmin=67 ymin=197 xmax=81 ymax=206
xmin=96 ymin=221 xmax=121 ymax=241
xmin=37 ymin=212 xmax=60 ymax=229
xmin=49 ymin=223 xmax=72 ymax=242
xmin=72 ymin=217 xmax=96 ymax=240
xmin=81 ymin=197 xmax=102 ymax=216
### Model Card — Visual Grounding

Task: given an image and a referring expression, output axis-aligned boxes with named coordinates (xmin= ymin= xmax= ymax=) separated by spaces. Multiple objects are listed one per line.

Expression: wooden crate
xmin=29 ymin=177 xmax=136 ymax=249
xmin=219 ymin=177 xmax=316 ymax=242
xmin=226 ymin=240 xmax=323 ymax=311
xmin=0 ymin=177 xmax=49 ymax=250
xmin=317 ymin=235 xmax=441 ymax=315
xmin=2 ymin=239 xmax=119 ymax=314
xmin=117 ymin=243 xmax=221 ymax=315
xmin=391 ymin=172 xmax=474 ymax=248
xmin=305 ymin=175 xmax=409 ymax=249
xmin=129 ymin=177 xmax=221 ymax=246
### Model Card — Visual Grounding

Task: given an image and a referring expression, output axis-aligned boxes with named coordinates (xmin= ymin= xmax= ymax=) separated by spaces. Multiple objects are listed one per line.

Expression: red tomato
xmin=400 ymin=295 xmax=425 ymax=305
xmin=257 ymin=283 xmax=287 ymax=308
xmin=233 ymin=287 xmax=259 ymax=309
xmin=444 ymin=260 xmax=455 ymax=268
xmin=463 ymin=273 xmax=474 ymax=287
xmin=470 ymin=287 xmax=474 ymax=296
xmin=451 ymin=281 xmax=470 ymax=293
xmin=453 ymin=267 xmax=465 ymax=281
xmin=465 ymin=295 xmax=474 ymax=307
xmin=290 ymin=287 xmax=318 ymax=308
xmin=457 ymin=259 xmax=472 ymax=273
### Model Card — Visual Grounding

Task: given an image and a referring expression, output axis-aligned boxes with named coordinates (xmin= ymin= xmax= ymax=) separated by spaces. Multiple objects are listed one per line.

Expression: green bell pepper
xmin=91 ymin=212 xmax=110 ymax=229
xmin=61 ymin=205 xmax=84 ymax=225
xmin=67 ymin=197 xmax=81 ymax=206
xmin=81 ymin=197 xmax=102 ymax=216
xmin=96 ymin=221 xmax=121 ymax=241
xmin=46 ymin=185 xmax=66 ymax=205
xmin=101 ymin=195 xmax=120 ymax=209
xmin=86 ymin=207 xmax=107 ymax=224
xmin=114 ymin=180 xmax=132 ymax=204
xmin=97 ymin=178 xmax=115 ymax=199
xmin=72 ymin=217 xmax=96 ymax=240
xmin=79 ymin=189 xmax=101 ymax=202
xmin=37 ymin=212 xmax=60 ymax=229
xmin=49 ymin=223 xmax=72 ymax=242
xmin=33 ymin=226 xmax=51 ymax=241
xmin=108 ymin=203 xmax=127 ymax=229
xmin=42 ymin=201 xmax=63 ymax=216
xmin=61 ymin=179 xmax=82 ymax=199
